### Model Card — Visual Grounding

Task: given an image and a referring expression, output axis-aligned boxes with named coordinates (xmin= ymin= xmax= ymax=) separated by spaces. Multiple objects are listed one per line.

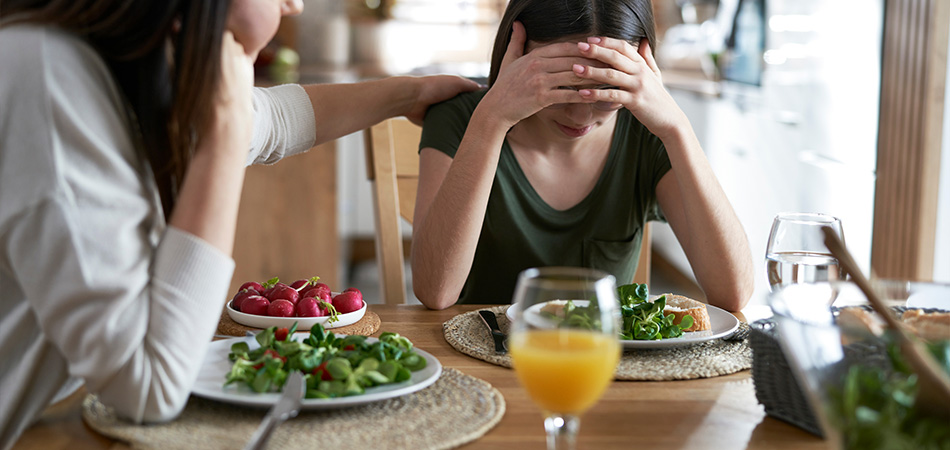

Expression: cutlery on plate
xmin=243 ymin=371 xmax=305 ymax=450
xmin=477 ymin=310 xmax=508 ymax=354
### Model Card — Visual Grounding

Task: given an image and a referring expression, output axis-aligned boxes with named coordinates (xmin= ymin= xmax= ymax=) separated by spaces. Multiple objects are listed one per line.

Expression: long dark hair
xmin=0 ymin=0 xmax=231 ymax=217
xmin=488 ymin=0 xmax=657 ymax=86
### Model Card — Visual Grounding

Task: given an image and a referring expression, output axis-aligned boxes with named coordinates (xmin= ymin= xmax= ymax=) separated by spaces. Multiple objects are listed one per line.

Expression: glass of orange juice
xmin=508 ymin=267 xmax=621 ymax=450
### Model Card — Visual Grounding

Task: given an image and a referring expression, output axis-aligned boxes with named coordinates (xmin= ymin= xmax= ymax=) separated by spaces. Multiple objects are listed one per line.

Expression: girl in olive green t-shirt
xmin=411 ymin=0 xmax=755 ymax=312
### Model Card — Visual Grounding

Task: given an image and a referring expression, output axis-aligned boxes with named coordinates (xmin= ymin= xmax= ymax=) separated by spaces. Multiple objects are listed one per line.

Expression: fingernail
xmin=578 ymin=89 xmax=593 ymax=96
xmin=573 ymin=64 xmax=586 ymax=74
xmin=588 ymin=37 xmax=602 ymax=44
xmin=578 ymin=42 xmax=591 ymax=51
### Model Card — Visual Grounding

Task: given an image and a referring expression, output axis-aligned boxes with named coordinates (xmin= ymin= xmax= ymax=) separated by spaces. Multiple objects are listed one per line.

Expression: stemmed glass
xmin=765 ymin=212 xmax=846 ymax=301
xmin=507 ymin=267 xmax=621 ymax=450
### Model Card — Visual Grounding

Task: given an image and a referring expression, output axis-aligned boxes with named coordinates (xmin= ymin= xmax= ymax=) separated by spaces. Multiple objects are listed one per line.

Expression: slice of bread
xmin=539 ymin=300 xmax=569 ymax=318
xmin=837 ymin=307 xmax=887 ymax=337
xmin=901 ymin=309 xmax=950 ymax=342
xmin=662 ymin=294 xmax=710 ymax=332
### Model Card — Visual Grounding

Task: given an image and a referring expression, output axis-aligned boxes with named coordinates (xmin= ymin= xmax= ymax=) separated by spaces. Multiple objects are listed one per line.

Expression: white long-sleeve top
xmin=0 ymin=24 xmax=317 ymax=448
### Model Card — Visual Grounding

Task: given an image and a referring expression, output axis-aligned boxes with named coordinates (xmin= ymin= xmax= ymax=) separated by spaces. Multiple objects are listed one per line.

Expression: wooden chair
xmin=364 ymin=118 xmax=421 ymax=305
xmin=634 ymin=223 xmax=651 ymax=285
xmin=364 ymin=117 xmax=652 ymax=304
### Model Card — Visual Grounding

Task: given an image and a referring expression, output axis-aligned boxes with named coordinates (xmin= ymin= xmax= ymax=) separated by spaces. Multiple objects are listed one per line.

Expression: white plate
xmin=192 ymin=334 xmax=442 ymax=410
xmin=505 ymin=299 xmax=740 ymax=349
xmin=226 ymin=298 xmax=366 ymax=330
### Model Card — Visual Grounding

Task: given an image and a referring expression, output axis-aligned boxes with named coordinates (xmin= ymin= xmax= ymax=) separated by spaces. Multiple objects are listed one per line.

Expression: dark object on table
xmin=478 ymin=310 xmax=508 ymax=354
xmin=750 ymin=317 xmax=823 ymax=436
xmin=750 ymin=305 xmax=947 ymax=438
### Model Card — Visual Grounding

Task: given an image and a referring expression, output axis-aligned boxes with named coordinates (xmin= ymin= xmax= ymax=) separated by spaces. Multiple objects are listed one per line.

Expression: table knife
xmin=244 ymin=371 xmax=305 ymax=450
xmin=478 ymin=310 xmax=508 ymax=354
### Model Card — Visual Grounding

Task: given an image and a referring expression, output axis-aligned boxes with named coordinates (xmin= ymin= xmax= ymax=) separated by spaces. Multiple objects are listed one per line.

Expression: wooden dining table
xmin=13 ymin=304 xmax=832 ymax=450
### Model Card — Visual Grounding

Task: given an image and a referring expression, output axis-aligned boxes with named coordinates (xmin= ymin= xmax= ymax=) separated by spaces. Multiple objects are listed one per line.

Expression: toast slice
xmin=901 ymin=309 xmax=950 ymax=343
xmin=662 ymin=294 xmax=711 ymax=332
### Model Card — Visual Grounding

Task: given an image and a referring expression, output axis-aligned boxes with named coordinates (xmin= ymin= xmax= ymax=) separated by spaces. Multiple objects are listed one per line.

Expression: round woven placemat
xmin=216 ymin=308 xmax=381 ymax=337
xmin=444 ymin=306 xmax=752 ymax=381
xmin=81 ymin=368 xmax=504 ymax=450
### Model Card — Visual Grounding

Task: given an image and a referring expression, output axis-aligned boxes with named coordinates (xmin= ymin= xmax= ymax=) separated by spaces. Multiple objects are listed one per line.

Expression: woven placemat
xmin=444 ymin=306 xmax=752 ymax=381
xmin=216 ymin=308 xmax=381 ymax=337
xmin=81 ymin=368 xmax=504 ymax=450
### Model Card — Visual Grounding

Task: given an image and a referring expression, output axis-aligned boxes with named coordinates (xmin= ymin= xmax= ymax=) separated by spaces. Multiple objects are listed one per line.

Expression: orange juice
xmin=509 ymin=329 xmax=620 ymax=414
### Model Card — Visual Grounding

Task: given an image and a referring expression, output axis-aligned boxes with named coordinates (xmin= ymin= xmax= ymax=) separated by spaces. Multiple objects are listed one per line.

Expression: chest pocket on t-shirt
xmin=582 ymin=228 xmax=643 ymax=285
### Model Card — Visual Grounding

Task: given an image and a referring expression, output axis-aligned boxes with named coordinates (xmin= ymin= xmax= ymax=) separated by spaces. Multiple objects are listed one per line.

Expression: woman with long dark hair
xmin=411 ymin=0 xmax=755 ymax=311
xmin=0 ymin=0 xmax=477 ymax=445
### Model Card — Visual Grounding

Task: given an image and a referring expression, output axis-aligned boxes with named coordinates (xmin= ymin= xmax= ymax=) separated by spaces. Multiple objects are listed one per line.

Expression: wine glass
xmin=507 ymin=267 xmax=621 ymax=450
xmin=765 ymin=212 xmax=846 ymax=299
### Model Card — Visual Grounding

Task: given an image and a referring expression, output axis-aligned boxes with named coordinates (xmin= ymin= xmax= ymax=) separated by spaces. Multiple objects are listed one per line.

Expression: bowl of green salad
xmin=766 ymin=281 xmax=950 ymax=450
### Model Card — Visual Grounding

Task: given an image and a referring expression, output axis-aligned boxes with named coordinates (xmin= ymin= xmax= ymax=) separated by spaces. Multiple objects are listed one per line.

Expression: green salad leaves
xmin=225 ymin=323 xmax=427 ymax=398
xmin=539 ymin=283 xmax=695 ymax=341
xmin=617 ymin=283 xmax=694 ymax=340
xmin=826 ymin=338 xmax=950 ymax=450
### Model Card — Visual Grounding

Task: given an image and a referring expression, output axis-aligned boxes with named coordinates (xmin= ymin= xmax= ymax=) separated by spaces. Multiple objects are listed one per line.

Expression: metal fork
xmin=243 ymin=371 xmax=305 ymax=450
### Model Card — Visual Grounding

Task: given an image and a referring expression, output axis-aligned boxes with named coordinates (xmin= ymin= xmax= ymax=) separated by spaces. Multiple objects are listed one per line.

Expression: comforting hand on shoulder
xmin=404 ymin=75 xmax=481 ymax=126
xmin=573 ymin=37 xmax=689 ymax=142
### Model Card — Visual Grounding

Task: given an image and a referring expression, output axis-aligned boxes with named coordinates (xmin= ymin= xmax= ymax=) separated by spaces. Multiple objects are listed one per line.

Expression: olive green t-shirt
xmin=419 ymin=90 xmax=672 ymax=304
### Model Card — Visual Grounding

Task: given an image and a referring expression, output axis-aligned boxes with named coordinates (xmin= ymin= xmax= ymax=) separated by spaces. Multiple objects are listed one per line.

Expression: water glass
xmin=766 ymin=212 xmax=845 ymax=296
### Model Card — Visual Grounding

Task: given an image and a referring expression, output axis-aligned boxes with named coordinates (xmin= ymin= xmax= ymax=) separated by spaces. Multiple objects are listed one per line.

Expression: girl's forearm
xmin=411 ymin=111 xmax=509 ymax=309
xmin=662 ymin=127 xmax=755 ymax=311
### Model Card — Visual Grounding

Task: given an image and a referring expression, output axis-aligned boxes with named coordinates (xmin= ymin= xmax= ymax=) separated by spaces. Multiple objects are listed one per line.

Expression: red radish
xmin=318 ymin=300 xmax=336 ymax=316
xmin=239 ymin=281 xmax=265 ymax=292
xmin=241 ymin=295 xmax=270 ymax=316
xmin=262 ymin=282 xmax=289 ymax=299
xmin=343 ymin=287 xmax=362 ymax=298
xmin=296 ymin=297 xmax=327 ymax=317
xmin=267 ymin=299 xmax=295 ymax=317
xmin=289 ymin=279 xmax=310 ymax=290
xmin=267 ymin=284 xmax=299 ymax=304
xmin=275 ymin=327 xmax=289 ymax=341
xmin=332 ymin=291 xmax=363 ymax=314
xmin=312 ymin=361 xmax=333 ymax=380
xmin=301 ymin=283 xmax=331 ymax=300
xmin=263 ymin=349 xmax=286 ymax=363
xmin=230 ymin=289 xmax=260 ymax=311
xmin=291 ymin=276 xmax=321 ymax=291
xmin=301 ymin=288 xmax=331 ymax=303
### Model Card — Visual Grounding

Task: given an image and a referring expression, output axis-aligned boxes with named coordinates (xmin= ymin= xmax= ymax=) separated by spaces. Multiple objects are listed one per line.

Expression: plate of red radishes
xmin=226 ymin=276 xmax=367 ymax=330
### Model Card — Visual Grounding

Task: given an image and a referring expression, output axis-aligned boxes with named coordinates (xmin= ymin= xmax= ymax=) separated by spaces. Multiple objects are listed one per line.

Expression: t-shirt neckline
xmin=500 ymin=115 xmax=625 ymax=219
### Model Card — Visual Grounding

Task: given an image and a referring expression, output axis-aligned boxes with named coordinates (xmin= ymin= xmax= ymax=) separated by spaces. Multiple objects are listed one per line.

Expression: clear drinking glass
xmin=507 ymin=267 xmax=621 ymax=450
xmin=766 ymin=212 xmax=846 ymax=297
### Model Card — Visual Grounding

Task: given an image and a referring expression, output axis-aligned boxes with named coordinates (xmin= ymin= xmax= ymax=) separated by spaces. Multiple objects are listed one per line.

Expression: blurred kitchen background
xmin=238 ymin=0 xmax=950 ymax=306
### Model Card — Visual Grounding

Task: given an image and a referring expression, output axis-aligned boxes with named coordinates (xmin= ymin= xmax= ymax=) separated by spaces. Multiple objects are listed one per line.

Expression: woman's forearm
xmin=168 ymin=123 xmax=248 ymax=256
xmin=303 ymin=77 xmax=415 ymax=145
xmin=410 ymin=110 xmax=509 ymax=309
xmin=661 ymin=127 xmax=755 ymax=311
xmin=303 ymin=75 xmax=479 ymax=146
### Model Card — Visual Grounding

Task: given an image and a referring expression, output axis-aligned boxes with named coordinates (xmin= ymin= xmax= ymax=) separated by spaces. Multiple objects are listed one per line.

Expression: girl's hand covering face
xmin=483 ymin=22 xmax=602 ymax=128
xmin=573 ymin=37 xmax=689 ymax=141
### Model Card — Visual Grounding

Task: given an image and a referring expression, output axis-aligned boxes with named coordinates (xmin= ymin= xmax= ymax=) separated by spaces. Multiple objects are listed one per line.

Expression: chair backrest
xmin=364 ymin=117 xmax=652 ymax=303
xmin=364 ymin=117 xmax=421 ymax=305
xmin=633 ymin=223 xmax=651 ymax=286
